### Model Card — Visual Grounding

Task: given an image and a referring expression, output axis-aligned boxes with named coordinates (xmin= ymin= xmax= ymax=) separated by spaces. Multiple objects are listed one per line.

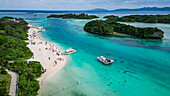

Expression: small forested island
xmin=47 ymin=13 xmax=99 ymax=19
xmin=84 ymin=19 xmax=164 ymax=39
xmin=104 ymin=14 xmax=170 ymax=23
xmin=0 ymin=17 xmax=43 ymax=96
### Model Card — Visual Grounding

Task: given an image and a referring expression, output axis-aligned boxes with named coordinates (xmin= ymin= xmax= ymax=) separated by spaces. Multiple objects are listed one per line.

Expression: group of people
xmin=29 ymin=27 xmax=65 ymax=72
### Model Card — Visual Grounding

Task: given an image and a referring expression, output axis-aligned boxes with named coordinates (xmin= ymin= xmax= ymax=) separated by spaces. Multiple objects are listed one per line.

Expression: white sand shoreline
xmin=26 ymin=24 xmax=69 ymax=87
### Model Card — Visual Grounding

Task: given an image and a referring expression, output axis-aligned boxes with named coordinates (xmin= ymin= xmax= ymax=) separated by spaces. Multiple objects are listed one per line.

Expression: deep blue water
xmin=1 ymin=11 xmax=170 ymax=96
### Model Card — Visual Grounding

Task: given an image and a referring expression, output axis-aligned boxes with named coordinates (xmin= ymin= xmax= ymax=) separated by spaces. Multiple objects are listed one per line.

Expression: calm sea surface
xmin=1 ymin=11 xmax=170 ymax=96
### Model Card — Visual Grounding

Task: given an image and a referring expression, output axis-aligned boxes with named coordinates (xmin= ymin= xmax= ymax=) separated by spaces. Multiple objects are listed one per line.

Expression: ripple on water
xmin=108 ymin=39 xmax=145 ymax=47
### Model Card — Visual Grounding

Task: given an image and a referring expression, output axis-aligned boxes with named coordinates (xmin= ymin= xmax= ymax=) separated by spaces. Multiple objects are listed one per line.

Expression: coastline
xmin=26 ymin=24 xmax=69 ymax=88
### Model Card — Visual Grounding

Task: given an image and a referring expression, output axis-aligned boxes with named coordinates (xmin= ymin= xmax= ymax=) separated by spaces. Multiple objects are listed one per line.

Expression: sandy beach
xmin=26 ymin=24 xmax=69 ymax=85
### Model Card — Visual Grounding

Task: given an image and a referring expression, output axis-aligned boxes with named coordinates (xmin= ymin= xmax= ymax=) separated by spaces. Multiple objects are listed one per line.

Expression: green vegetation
xmin=47 ymin=13 xmax=99 ymax=19
xmin=103 ymin=15 xmax=119 ymax=22
xmin=0 ymin=17 xmax=29 ymax=40
xmin=28 ymin=61 xmax=43 ymax=78
xmin=84 ymin=19 xmax=164 ymax=39
xmin=0 ymin=17 xmax=43 ymax=96
xmin=84 ymin=20 xmax=114 ymax=35
xmin=0 ymin=67 xmax=11 ymax=96
xmin=7 ymin=60 xmax=42 ymax=96
xmin=104 ymin=14 xmax=170 ymax=23
xmin=0 ymin=35 xmax=33 ymax=61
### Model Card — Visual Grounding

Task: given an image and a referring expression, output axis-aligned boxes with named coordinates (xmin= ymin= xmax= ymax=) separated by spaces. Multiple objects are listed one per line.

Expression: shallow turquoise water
xmin=1 ymin=12 xmax=170 ymax=96
xmin=36 ymin=18 xmax=170 ymax=96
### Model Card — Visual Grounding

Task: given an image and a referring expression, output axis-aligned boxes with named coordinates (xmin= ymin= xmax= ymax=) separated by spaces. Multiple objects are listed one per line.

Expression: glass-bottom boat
xmin=97 ymin=56 xmax=114 ymax=65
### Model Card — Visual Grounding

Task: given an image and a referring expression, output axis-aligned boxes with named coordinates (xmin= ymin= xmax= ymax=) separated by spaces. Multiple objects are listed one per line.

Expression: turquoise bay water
xmin=38 ymin=18 xmax=170 ymax=96
xmin=1 ymin=12 xmax=170 ymax=96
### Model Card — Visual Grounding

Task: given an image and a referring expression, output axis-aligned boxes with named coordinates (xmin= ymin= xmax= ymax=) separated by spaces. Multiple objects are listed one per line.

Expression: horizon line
xmin=0 ymin=6 xmax=170 ymax=11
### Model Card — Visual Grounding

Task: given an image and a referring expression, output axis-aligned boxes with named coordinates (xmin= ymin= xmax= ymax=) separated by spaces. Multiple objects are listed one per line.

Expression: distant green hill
xmin=47 ymin=13 xmax=99 ymax=19
xmin=88 ymin=8 xmax=109 ymax=12
xmin=113 ymin=7 xmax=170 ymax=11
xmin=89 ymin=7 xmax=170 ymax=12
xmin=104 ymin=14 xmax=170 ymax=23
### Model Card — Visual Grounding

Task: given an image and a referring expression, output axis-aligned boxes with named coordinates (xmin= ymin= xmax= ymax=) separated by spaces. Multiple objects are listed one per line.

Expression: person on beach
xmin=56 ymin=52 xmax=59 ymax=56
xmin=54 ymin=60 xmax=57 ymax=65
xmin=48 ymin=57 xmax=50 ymax=60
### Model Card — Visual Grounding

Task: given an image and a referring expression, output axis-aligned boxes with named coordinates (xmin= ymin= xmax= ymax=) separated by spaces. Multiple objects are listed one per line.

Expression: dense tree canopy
xmin=84 ymin=20 xmax=114 ymax=35
xmin=0 ymin=17 xmax=29 ymax=40
xmin=84 ymin=19 xmax=164 ymax=39
xmin=7 ymin=60 xmax=42 ymax=96
xmin=104 ymin=14 xmax=170 ymax=23
xmin=0 ymin=67 xmax=10 ymax=96
xmin=47 ymin=13 xmax=99 ymax=19
xmin=0 ymin=35 xmax=33 ymax=60
xmin=0 ymin=17 xmax=43 ymax=96
xmin=104 ymin=15 xmax=119 ymax=22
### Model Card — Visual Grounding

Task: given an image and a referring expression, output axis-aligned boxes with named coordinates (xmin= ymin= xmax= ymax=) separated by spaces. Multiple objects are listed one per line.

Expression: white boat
xmin=38 ymin=27 xmax=46 ymax=32
xmin=97 ymin=56 xmax=114 ymax=65
xmin=64 ymin=48 xmax=76 ymax=55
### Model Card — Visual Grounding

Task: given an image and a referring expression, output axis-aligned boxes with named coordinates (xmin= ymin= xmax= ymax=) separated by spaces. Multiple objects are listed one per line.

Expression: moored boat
xmin=64 ymin=48 xmax=76 ymax=55
xmin=97 ymin=56 xmax=114 ymax=65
